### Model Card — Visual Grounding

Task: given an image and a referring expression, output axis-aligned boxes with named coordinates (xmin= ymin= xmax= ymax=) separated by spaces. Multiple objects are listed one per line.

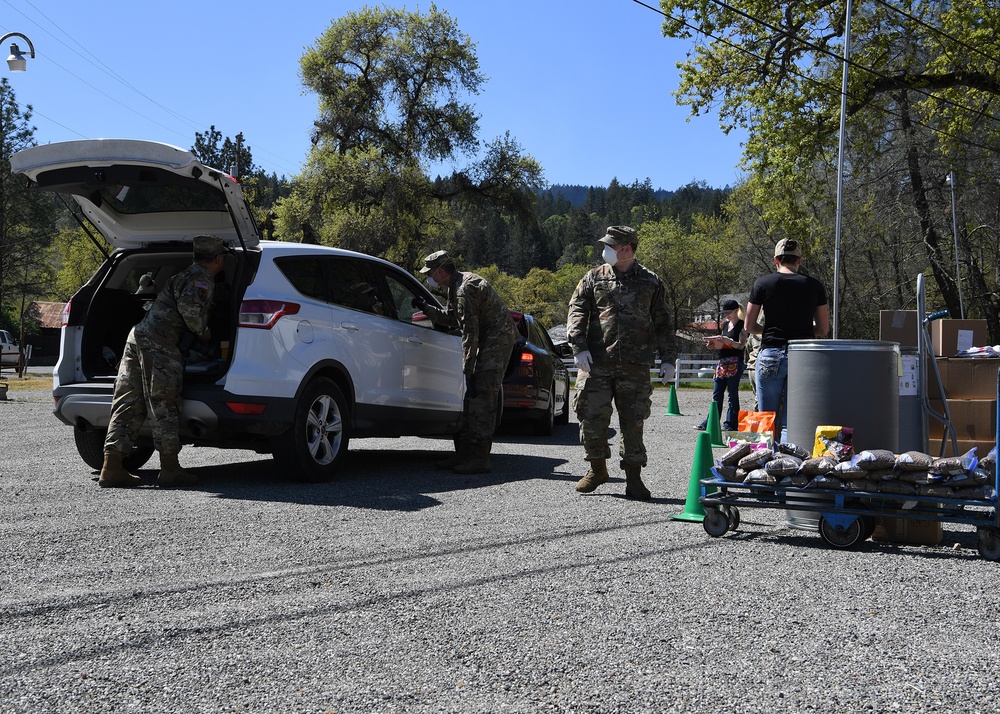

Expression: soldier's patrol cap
xmin=420 ymin=249 xmax=454 ymax=274
xmin=774 ymin=238 xmax=803 ymax=258
xmin=193 ymin=234 xmax=226 ymax=258
xmin=598 ymin=225 xmax=638 ymax=247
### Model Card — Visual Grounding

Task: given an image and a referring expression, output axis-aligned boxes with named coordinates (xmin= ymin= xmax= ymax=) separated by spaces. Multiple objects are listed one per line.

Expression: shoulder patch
xmin=194 ymin=280 xmax=210 ymax=290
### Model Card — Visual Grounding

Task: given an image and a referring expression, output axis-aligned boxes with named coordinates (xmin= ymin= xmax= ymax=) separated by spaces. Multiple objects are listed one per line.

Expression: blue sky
xmin=2 ymin=0 xmax=746 ymax=191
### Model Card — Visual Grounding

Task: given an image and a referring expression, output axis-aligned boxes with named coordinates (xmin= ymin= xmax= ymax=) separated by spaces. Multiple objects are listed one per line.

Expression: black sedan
xmin=502 ymin=311 xmax=571 ymax=435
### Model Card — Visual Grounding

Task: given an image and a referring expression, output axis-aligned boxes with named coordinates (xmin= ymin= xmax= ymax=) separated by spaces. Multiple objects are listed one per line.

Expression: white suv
xmin=11 ymin=139 xmax=466 ymax=481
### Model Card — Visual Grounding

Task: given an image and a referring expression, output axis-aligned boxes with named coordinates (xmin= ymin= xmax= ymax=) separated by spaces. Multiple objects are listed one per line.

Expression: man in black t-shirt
xmin=744 ymin=238 xmax=829 ymax=436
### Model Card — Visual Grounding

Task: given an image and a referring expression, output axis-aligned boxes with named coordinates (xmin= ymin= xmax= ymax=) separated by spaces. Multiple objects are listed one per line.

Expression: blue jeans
xmin=699 ymin=365 xmax=744 ymax=431
xmin=755 ymin=347 xmax=788 ymax=430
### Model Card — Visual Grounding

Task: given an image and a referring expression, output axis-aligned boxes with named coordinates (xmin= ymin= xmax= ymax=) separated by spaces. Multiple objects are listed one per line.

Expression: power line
xmin=872 ymin=0 xmax=1000 ymax=68
xmin=1 ymin=1 xmax=303 ymax=178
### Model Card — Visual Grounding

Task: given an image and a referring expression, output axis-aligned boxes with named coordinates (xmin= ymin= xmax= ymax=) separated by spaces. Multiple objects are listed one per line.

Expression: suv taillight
xmin=239 ymin=300 xmax=300 ymax=329
xmin=61 ymin=300 xmax=71 ymax=327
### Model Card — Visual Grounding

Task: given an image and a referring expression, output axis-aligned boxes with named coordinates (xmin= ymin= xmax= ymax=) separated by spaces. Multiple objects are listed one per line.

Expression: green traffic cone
xmin=671 ymin=431 xmax=717 ymax=522
xmin=707 ymin=401 xmax=726 ymax=448
xmin=664 ymin=384 xmax=682 ymax=416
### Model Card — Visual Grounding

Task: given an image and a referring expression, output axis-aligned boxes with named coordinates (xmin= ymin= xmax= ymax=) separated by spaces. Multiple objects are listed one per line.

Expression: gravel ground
xmin=1 ymin=385 xmax=999 ymax=713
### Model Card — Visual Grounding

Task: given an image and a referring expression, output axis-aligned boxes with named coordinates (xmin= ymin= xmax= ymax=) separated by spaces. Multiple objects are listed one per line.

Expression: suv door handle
xmin=407 ymin=336 xmax=423 ymax=345
xmin=340 ymin=322 xmax=359 ymax=331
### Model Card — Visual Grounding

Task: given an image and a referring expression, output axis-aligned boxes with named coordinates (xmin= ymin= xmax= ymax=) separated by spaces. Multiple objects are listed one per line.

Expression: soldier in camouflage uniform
xmin=98 ymin=234 xmax=228 ymax=489
xmin=414 ymin=250 xmax=517 ymax=474
xmin=567 ymin=226 xmax=671 ymax=500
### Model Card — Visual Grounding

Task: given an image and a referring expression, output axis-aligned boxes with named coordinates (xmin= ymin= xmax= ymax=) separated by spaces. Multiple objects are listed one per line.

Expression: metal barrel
xmin=785 ymin=339 xmax=901 ymax=530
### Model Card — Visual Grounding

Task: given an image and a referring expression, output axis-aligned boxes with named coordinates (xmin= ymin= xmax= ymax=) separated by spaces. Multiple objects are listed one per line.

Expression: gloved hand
xmin=574 ymin=350 xmax=593 ymax=373
xmin=465 ymin=373 xmax=478 ymax=399
xmin=411 ymin=296 xmax=428 ymax=311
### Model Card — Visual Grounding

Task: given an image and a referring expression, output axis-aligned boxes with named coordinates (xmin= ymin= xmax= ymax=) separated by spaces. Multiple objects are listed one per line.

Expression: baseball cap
xmin=193 ymin=234 xmax=225 ymax=258
xmin=598 ymin=225 xmax=638 ymax=247
xmin=419 ymin=250 xmax=454 ymax=274
xmin=721 ymin=299 xmax=740 ymax=312
xmin=774 ymin=238 xmax=803 ymax=258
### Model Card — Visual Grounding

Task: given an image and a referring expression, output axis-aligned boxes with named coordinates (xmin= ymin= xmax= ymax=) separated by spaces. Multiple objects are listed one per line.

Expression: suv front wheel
xmin=274 ymin=377 xmax=350 ymax=482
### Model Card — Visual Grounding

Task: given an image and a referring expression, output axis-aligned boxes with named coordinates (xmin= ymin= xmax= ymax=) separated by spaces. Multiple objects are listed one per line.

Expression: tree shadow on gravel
xmin=191 ymin=448 xmax=571 ymax=511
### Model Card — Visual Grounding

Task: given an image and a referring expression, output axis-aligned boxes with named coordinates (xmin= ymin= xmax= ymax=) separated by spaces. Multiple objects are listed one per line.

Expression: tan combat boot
xmin=452 ymin=442 xmax=493 ymax=474
xmin=435 ymin=443 xmax=471 ymax=470
xmin=624 ymin=465 xmax=651 ymax=500
xmin=156 ymin=451 xmax=199 ymax=488
xmin=98 ymin=450 xmax=142 ymax=488
xmin=575 ymin=459 xmax=609 ymax=493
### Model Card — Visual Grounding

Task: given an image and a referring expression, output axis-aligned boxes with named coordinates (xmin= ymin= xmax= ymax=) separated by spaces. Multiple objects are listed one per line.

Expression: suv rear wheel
xmin=74 ymin=426 xmax=155 ymax=471
xmin=274 ymin=377 xmax=350 ymax=482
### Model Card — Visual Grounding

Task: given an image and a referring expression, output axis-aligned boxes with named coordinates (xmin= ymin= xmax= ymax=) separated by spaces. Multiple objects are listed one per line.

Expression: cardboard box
xmin=937 ymin=357 xmax=1000 ymax=399
xmin=880 ymin=310 xmax=919 ymax=347
xmin=928 ymin=399 xmax=996 ymax=441
xmin=930 ymin=319 xmax=988 ymax=357
xmin=872 ymin=517 xmax=943 ymax=546
xmin=931 ymin=438 xmax=996 ymax=458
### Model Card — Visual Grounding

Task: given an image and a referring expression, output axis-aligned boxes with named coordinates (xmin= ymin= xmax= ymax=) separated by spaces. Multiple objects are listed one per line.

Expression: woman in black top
xmin=696 ymin=299 xmax=746 ymax=431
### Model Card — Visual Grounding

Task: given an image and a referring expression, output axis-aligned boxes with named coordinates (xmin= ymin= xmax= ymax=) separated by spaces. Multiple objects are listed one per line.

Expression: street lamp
xmin=1 ymin=32 xmax=35 ymax=72
xmin=946 ymin=170 xmax=964 ymax=319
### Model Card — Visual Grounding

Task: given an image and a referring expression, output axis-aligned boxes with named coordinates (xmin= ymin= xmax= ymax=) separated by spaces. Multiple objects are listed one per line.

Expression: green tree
xmin=0 ymin=79 xmax=57 ymax=334
xmin=659 ymin=0 xmax=1000 ymax=338
xmin=280 ymin=4 xmax=543 ymax=270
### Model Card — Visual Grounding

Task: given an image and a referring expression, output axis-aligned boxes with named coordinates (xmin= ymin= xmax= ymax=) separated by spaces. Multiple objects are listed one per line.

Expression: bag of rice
xmin=712 ymin=464 xmax=738 ymax=482
xmin=894 ymin=451 xmax=934 ymax=472
xmin=979 ymin=446 xmax=996 ymax=474
xmin=765 ymin=455 xmax=803 ymax=477
xmin=738 ymin=449 xmax=774 ymax=471
xmin=779 ymin=474 xmax=810 ymax=487
xmin=917 ymin=484 xmax=954 ymax=498
xmin=897 ymin=470 xmax=933 ymax=485
xmin=843 ymin=479 xmax=878 ymax=492
xmin=720 ymin=441 xmax=754 ymax=467
xmin=833 ymin=457 xmax=865 ymax=478
xmin=856 ymin=449 xmax=896 ymax=471
xmin=776 ymin=442 xmax=811 ymax=460
xmin=931 ymin=448 xmax=979 ymax=477
xmin=798 ymin=456 xmax=837 ymax=475
xmin=806 ymin=473 xmax=844 ymax=489
xmin=745 ymin=468 xmax=776 ymax=485
xmin=878 ymin=480 xmax=915 ymax=495
xmin=954 ymin=485 xmax=994 ymax=500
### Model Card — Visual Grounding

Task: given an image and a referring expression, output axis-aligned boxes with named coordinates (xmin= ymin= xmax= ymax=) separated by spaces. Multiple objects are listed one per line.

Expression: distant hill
xmin=547 ymin=183 xmax=675 ymax=208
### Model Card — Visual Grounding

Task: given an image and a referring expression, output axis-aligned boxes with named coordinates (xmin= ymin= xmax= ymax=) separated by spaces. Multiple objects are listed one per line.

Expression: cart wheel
xmin=723 ymin=505 xmax=740 ymax=531
xmin=978 ymin=530 xmax=1000 ymax=561
xmin=818 ymin=516 xmax=864 ymax=549
xmin=858 ymin=515 xmax=876 ymax=541
xmin=703 ymin=508 xmax=730 ymax=537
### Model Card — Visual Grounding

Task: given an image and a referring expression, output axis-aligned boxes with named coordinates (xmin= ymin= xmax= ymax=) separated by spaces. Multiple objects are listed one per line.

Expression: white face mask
xmin=602 ymin=244 xmax=619 ymax=267
xmin=426 ymin=275 xmax=439 ymax=289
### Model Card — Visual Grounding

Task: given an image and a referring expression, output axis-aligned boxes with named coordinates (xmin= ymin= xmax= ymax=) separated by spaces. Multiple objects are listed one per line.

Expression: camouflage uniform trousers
xmin=459 ymin=332 xmax=516 ymax=444
xmin=573 ymin=362 xmax=653 ymax=468
xmin=104 ymin=336 xmax=185 ymax=456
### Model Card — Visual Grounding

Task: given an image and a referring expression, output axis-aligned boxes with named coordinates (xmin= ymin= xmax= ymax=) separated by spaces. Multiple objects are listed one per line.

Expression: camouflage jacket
xmin=132 ymin=262 xmax=215 ymax=348
xmin=423 ymin=271 xmax=516 ymax=375
xmin=567 ymin=261 xmax=671 ymax=367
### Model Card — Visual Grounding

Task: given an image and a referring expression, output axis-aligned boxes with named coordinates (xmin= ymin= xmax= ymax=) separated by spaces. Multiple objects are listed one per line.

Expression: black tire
xmin=978 ymin=530 xmax=1000 ymax=561
xmin=818 ymin=516 xmax=865 ymax=549
xmin=703 ymin=508 xmax=730 ymax=537
xmin=533 ymin=383 xmax=556 ymax=436
xmin=554 ymin=380 xmax=570 ymax=426
xmin=273 ymin=377 xmax=349 ymax=483
xmin=74 ymin=426 xmax=155 ymax=471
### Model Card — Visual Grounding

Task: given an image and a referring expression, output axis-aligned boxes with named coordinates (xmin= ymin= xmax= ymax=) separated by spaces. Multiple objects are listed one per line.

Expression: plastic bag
xmin=719 ymin=441 xmax=754 ymax=467
xmin=931 ymin=448 xmax=979 ymax=477
xmin=813 ymin=426 xmax=854 ymax=461
xmin=737 ymin=411 xmax=777 ymax=436
xmin=798 ymin=456 xmax=837 ymax=476
xmin=776 ymin=442 xmax=811 ymax=460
